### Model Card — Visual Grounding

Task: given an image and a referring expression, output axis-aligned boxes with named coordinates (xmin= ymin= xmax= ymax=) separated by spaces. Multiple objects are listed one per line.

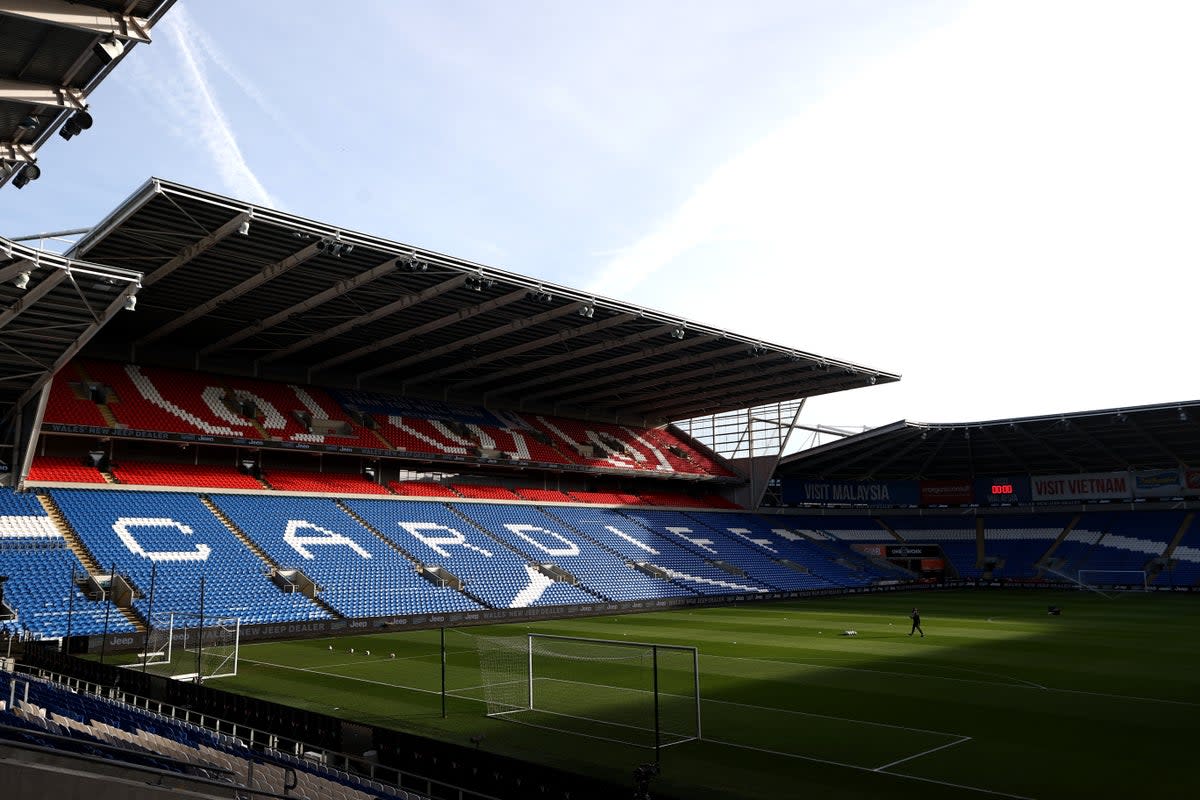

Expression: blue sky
xmin=3 ymin=1 xmax=1197 ymax=433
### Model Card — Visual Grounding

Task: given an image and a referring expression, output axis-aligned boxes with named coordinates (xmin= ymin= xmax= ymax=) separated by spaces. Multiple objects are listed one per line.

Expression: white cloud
xmin=156 ymin=5 xmax=275 ymax=207
xmin=587 ymin=1 xmax=1200 ymax=427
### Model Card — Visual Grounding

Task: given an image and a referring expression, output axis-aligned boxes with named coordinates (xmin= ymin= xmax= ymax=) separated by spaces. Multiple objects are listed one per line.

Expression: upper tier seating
xmin=1 ymin=489 xmax=133 ymax=638
xmin=262 ymin=469 xmax=391 ymax=495
xmin=211 ymin=495 xmax=480 ymax=617
xmin=50 ymin=489 xmax=330 ymax=626
xmin=26 ymin=456 xmax=108 ymax=484
xmin=45 ymin=360 xmax=736 ymax=479
xmin=45 ymin=367 xmax=108 ymax=427
xmin=110 ymin=461 xmax=263 ymax=490
xmin=56 ymin=361 xmax=380 ymax=449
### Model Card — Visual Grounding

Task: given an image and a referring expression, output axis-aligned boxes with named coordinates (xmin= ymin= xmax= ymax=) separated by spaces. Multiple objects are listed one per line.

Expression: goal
xmin=129 ymin=612 xmax=241 ymax=682
xmin=1078 ymin=570 xmax=1148 ymax=592
xmin=475 ymin=633 xmax=700 ymax=754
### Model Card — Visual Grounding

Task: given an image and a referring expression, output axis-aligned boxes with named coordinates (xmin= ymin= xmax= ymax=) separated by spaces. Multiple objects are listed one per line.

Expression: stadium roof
xmin=0 ymin=1 xmax=176 ymax=189
xmin=66 ymin=178 xmax=899 ymax=425
xmin=0 ymin=235 xmax=141 ymax=428
xmin=777 ymin=400 xmax=1200 ymax=480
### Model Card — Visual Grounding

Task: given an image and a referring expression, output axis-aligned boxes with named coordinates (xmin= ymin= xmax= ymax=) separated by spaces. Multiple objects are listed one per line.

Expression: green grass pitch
xmin=202 ymin=590 xmax=1199 ymax=799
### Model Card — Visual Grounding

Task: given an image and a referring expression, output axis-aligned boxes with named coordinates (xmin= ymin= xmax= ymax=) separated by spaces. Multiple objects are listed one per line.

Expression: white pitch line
xmin=874 ymin=735 xmax=972 ymax=771
xmin=236 ymin=656 xmax=483 ymax=703
xmin=709 ymin=738 xmax=1035 ymax=800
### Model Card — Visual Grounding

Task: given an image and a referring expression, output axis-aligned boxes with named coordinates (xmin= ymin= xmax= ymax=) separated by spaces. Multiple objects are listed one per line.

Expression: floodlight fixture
xmin=17 ymin=116 xmax=38 ymax=131
xmin=465 ymin=271 xmax=492 ymax=292
xmin=237 ymin=218 xmax=251 ymax=236
xmin=14 ymin=272 xmax=31 ymax=290
xmin=317 ymin=237 xmax=352 ymax=257
xmin=124 ymin=295 xmax=137 ymax=311
xmin=577 ymin=302 xmax=595 ymax=318
xmin=1180 ymin=408 xmax=1189 ymax=422
xmin=530 ymin=286 xmax=554 ymax=303
xmin=59 ymin=111 xmax=94 ymax=141
xmin=11 ymin=163 xmax=41 ymax=189
xmin=401 ymin=251 xmax=427 ymax=271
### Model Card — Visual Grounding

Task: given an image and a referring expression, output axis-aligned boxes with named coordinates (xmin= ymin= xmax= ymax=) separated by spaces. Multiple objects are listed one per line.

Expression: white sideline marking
xmin=874 ymin=735 xmax=972 ymax=771
xmin=236 ymin=656 xmax=477 ymax=702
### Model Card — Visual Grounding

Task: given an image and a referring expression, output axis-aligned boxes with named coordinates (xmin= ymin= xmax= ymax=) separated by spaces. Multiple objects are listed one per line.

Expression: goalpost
xmin=1077 ymin=570 xmax=1148 ymax=592
xmin=129 ymin=612 xmax=241 ymax=682
xmin=474 ymin=633 xmax=700 ymax=756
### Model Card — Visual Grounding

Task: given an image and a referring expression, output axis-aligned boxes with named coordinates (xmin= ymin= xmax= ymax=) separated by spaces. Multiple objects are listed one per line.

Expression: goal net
xmin=474 ymin=633 xmax=700 ymax=753
xmin=1078 ymin=570 xmax=1147 ymax=592
xmin=128 ymin=612 xmax=240 ymax=681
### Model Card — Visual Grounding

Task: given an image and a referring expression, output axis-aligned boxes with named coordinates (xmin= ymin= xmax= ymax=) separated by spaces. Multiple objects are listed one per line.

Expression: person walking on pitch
xmin=908 ymin=607 xmax=924 ymax=637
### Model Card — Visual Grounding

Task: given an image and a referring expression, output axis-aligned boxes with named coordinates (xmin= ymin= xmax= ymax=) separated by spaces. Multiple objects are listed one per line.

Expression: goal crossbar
xmin=475 ymin=632 xmax=701 ymax=756
xmin=126 ymin=612 xmax=241 ymax=681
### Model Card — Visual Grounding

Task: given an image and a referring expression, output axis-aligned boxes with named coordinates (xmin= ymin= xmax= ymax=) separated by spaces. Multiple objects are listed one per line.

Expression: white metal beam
xmin=361 ymin=301 xmax=584 ymax=382
xmin=0 ymin=142 xmax=37 ymax=164
xmin=498 ymin=333 xmax=714 ymax=401
xmin=0 ymin=269 xmax=70 ymax=332
xmin=198 ymin=258 xmax=401 ymax=357
xmin=455 ymin=323 xmax=673 ymax=392
xmin=0 ymin=0 xmax=152 ymax=42
xmin=259 ymin=274 xmax=470 ymax=365
xmin=313 ymin=287 xmax=529 ymax=373
xmin=549 ymin=344 xmax=773 ymax=407
xmin=403 ymin=311 xmax=634 ymax=387
xmin=141 ymin=211 xmax=251 ymax=288
xmin=0 ymin=78 xmax=87 ymax=110
xmin=137 ymin=240 xmax=322 ymax=346
xmin=10 ymin=282 xmax=138 ymax=414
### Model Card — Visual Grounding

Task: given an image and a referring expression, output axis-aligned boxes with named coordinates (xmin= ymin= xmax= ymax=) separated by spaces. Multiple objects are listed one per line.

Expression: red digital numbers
xmin=991 ymin=484 xmax=1014 ymax=495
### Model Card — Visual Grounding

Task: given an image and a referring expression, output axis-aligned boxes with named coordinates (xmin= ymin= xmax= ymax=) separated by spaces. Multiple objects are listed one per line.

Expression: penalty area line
xmin=874 ymin=735 xmax=972 ymax=771
xmin=710 ymin=738 xmax=1033 ymax=800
